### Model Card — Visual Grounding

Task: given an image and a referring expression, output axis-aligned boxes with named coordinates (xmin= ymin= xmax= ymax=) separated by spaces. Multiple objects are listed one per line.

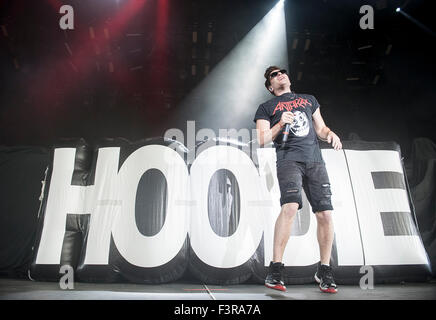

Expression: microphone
xmin=282 ymin=123 xmax=291 ymax=145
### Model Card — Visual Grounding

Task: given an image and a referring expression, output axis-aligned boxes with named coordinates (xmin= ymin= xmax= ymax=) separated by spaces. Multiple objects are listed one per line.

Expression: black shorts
xmin=277 ymin=161 xmax=333 ymax=213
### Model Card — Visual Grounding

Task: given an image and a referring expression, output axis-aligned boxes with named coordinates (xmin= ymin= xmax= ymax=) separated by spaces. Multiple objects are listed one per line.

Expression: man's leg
xmin=315 ymin=210 xmax=334 ymax=265
xmin=314 ymin=210 xmax=337 ymax=293
xmin=265 ymin=202 xmax=299 ymax=291
xmin=304 ymin=161 xmax=337 ymax=293
xmin=266 ymin=161 xmax=303 ymax=291
xmin=273 ymin=202 xmax=299 ymax=262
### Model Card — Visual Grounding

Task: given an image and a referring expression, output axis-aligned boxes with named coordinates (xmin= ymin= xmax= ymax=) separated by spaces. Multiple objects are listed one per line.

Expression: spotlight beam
xmin=397 ymin=9 xmax=436 ymax=37
xmin=173 ymin=0 xmax=288 ymax=132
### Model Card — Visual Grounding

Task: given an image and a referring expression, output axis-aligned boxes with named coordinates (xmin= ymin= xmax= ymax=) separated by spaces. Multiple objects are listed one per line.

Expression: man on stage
xmin=253 ymin=66 xmax=342 ymax=293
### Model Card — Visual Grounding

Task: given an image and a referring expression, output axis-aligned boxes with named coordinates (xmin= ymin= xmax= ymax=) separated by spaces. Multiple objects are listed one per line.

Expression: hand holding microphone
xmin=279 ymin=111 xmax=295 ymax=144
xmin=326 ymin=130 xmax=342 ymax=151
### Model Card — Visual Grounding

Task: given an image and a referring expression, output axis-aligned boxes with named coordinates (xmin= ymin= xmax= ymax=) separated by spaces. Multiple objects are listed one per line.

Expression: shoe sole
xmin=314 ymin=273 xmax=337 ymax=293
xmin=319 ymin=286 xmax=338 ymax=294
xmin=265 ymin=283 xmax=286 ymax=292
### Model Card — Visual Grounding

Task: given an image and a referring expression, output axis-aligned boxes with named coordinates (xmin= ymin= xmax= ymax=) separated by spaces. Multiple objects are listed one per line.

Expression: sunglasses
xmin=269 ymin=69 xmax=287 ymax=79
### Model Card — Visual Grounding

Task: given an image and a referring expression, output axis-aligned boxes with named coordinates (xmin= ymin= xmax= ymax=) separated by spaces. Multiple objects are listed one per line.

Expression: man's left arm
xmin=312 ymin=108 xmax=342 ymax=151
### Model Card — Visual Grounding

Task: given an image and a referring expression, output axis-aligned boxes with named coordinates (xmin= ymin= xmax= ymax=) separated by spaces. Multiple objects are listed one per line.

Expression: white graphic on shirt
xmin=290 ymin=111 xmax=309 ymax=137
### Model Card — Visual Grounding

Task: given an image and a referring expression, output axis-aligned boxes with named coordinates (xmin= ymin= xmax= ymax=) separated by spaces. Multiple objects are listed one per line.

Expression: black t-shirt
xmin=253 ymin=92 xmax=324 ymax=163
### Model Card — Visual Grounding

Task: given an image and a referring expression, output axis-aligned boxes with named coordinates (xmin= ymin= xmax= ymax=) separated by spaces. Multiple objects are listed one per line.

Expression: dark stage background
xmin=0 ymin=0 xmax=435 ymax=154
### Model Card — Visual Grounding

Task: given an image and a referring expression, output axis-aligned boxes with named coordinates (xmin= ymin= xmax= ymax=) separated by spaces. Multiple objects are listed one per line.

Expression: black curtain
xmin=0 ymin=146 xmax=49 ymax=278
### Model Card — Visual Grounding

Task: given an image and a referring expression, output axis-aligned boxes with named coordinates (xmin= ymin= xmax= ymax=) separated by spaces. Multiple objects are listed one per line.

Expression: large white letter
xmin=345 ymin=150 xmax=428 ymax=265
xmin=322 ymin=149 xmax=364 ymax=266
xmin=111 ymin=145 xmax=189 ymax=267
xmin=36 ymin=148 xmax=88 ymax=264
xmin=83 ymin=147 xmax=120 ymax=265
xmin=190 ymin=146 xmax=263 ymax=268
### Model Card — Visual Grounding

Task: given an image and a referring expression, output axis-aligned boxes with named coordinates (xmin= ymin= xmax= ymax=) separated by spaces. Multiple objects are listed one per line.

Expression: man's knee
xmin=281 ymin=203 xmax=299 ymax=219
xmin=315 ymin=210 xmax=332 ymax=225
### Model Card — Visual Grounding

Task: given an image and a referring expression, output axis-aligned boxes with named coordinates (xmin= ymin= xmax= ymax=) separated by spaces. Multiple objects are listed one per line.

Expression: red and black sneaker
xmin=314 ymin=262 xmax=338 ymax=293
xmin=265 ymin=262 xmax=286 ymax=292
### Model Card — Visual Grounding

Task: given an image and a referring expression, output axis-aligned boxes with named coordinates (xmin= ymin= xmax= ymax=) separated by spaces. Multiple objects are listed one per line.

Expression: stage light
xmin=13 ymin=58 xmax=20 ymax=70
xmin=64 ymin=43 xmax=73 ymax=56
xmin=372 ymin=74 xmax=380 ymax=85
xmin=104 ymin=28 xmax=110 ymax=39
xmin=358 ymin=45 xmax=372 ymax=50
xmin=297 ymin=71 xmax=303 ymax=81
xmin=385 ymin=44 xmax=392 ymax=55
xmin=175 ymin=1 xmax=288 ymax=131
xmin=396 ymin=7 xmax=401 ymax=12
xmin=1 ymin=25 xmax=8 ymax=37
xmin=304 ymin=39 xmax=311 ymax=51
xmin=89 ymin=27 xmax=95 ymax=39
xmin=26 ymin=0 xmax=147 ymax=116
xmin=292 ymin=38 xmax=298 ymax=50
xmin=397 ymin=8 xmax=436 ymax=37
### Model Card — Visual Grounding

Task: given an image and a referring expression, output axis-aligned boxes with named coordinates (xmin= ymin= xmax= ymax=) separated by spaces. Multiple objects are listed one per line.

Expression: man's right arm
xmin=256 ymin=112 xmax=294 ymax=147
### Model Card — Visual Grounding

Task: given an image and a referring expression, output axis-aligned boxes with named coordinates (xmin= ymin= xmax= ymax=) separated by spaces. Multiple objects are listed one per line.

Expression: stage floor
xmin=1 ymin=278 xmax=436 ymax=300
